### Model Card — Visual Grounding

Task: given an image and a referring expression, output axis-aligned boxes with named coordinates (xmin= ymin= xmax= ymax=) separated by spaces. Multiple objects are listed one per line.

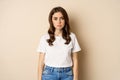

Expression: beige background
xmin=0 ymin=0 xmax=120 ymax=80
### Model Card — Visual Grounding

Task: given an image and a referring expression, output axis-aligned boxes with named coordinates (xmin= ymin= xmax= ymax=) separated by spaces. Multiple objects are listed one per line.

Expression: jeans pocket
xmin=66 ymin=70 xmax=73 ymax=76
xmin=42 ymin=69 xmax=51 ymax=75
xmin=42 ymin=69 xmax=57 ymax=80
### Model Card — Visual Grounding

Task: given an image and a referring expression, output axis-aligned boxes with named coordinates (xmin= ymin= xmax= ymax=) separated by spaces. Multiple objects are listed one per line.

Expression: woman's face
xmin=52 ymin=12 xmax=65 ymax=30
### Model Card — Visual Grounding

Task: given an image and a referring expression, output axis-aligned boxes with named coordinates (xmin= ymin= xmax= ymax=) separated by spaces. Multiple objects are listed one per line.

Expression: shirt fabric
xmin=36 ymin=32 xmax=81 ymax=67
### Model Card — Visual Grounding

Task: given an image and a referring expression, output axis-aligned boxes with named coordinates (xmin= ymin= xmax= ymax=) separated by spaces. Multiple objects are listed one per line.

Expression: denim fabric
xmin=42 ymin=65 xmax=73 ymax=80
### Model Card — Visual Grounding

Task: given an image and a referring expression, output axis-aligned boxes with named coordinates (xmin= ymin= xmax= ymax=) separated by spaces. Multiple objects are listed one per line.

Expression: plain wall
xmin=0 ymin=0 xmax=120 ymax=80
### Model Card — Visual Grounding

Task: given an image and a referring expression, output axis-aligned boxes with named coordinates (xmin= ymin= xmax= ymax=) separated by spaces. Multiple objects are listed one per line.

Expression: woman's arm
xmin=72 ymin=52 xmax=79 ymax=80
xmin=38 ymin=53 xmax=45 ymax=80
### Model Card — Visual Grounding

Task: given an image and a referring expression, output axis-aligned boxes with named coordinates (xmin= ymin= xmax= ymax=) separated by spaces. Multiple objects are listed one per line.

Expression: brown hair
xmin=47 ymin=6 xmax=71 ymax=46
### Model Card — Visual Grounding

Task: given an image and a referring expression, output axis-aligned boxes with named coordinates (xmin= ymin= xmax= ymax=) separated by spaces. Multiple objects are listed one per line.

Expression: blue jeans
xmin=42 ymin=65 xmax=73 ymax=80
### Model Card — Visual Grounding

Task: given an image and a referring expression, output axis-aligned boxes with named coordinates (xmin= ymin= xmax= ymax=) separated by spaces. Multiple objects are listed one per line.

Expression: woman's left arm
xmin=72 ymin=52 xmax=79 ymax=80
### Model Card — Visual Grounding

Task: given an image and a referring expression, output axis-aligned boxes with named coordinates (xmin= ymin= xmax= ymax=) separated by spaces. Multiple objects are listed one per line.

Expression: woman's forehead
xmin=52 ymin=12 xmax=63 ymax=17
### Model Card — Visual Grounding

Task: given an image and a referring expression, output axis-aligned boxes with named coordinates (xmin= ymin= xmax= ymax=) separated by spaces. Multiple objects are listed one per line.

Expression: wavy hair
xmin=47 ymin=6 xmax=71 ymax=46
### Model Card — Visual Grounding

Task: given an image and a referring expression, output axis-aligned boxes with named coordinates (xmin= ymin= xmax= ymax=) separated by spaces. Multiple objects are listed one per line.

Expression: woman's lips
xmin=57 ymin=25 xmax=62 ymax=27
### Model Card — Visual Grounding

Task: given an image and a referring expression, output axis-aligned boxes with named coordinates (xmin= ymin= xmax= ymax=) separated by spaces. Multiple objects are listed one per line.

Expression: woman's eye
xmin=61 ymin=17 xmax=64 ymax=20
xmin=62 ymin=17 xmax=64 ymax=20
xmin=54 ymin=17 xmax=57 ymax=20
xmin=53 ymin=17 xmax=64 ymax=20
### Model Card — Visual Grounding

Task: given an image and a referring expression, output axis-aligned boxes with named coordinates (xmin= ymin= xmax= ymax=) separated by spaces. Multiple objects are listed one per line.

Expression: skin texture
xmin=38 ymin=11 xmax=79 ymax=80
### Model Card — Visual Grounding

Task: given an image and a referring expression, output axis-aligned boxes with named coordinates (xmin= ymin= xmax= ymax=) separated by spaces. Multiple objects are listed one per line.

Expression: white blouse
xmin=36 ymin=32 xmax=81 ymax=67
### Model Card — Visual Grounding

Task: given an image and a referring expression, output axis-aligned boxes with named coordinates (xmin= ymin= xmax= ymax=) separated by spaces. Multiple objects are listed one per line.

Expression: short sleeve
xmin=36 ymin=35 xmax=46 ymax=53
xmin=71 ymin=33 xmax=81 ymax=53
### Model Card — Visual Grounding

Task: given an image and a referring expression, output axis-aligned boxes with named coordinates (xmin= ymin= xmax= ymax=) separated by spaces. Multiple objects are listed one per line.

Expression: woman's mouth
xmin=57 ymin=25 xmax=61 ymax=27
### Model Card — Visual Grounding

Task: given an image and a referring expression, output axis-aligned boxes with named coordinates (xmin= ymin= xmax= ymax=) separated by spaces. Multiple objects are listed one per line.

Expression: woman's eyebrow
xmin=53 ymin=16 xmax=64 ymax=18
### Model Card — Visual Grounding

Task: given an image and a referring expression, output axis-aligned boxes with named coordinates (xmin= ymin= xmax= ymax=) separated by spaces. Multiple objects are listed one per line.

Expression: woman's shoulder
xmin=70 ymin=32 xmax=76 ymax=38
xmin=40 ymin=33 xmax=49 ymax=40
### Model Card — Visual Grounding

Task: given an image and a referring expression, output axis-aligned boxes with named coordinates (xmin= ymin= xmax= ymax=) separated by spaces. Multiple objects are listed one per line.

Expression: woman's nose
xmin=58 ymin=19 xmax=61 ymax=23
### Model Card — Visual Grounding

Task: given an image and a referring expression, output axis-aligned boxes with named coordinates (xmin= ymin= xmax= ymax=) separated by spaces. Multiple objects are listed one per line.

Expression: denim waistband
xmin=44 ymin=65 xmax=72 ymax=72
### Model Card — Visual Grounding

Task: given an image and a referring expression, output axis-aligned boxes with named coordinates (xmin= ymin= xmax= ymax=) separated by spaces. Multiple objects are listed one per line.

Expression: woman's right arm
xmin=38 ymin=53 xmax=45 ymax=80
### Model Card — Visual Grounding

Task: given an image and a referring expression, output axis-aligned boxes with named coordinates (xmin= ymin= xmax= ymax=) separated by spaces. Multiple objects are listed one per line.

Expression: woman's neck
xmin=54 ymin=30 xmax=62 ymax=36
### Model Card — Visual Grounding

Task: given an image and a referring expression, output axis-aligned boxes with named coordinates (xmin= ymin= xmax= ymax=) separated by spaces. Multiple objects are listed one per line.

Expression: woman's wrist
xmin=73 ymin=78 xmax=78 ymax=80
xmin=73 ymin=76 xmax=78 ymax=80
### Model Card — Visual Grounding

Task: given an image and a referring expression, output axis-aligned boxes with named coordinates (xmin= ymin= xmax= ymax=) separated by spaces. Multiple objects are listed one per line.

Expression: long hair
xmin=47 ymin=6 xmax=71 ymax=46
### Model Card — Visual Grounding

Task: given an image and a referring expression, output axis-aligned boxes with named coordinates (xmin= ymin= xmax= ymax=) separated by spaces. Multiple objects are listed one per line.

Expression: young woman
xmin=37 ymin=6 xmax=81 ymax=80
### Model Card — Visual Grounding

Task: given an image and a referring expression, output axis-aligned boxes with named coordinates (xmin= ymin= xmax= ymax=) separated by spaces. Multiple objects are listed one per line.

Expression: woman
xmin=37 ymin=6 xmax=81 ymax=80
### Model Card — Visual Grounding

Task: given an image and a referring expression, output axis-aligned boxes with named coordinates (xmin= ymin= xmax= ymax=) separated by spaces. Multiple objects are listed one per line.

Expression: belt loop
xmin=51 ymin=67 xmax=54 ymax=72
xmin=63 ymin=68 xmax=65 ymax=72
